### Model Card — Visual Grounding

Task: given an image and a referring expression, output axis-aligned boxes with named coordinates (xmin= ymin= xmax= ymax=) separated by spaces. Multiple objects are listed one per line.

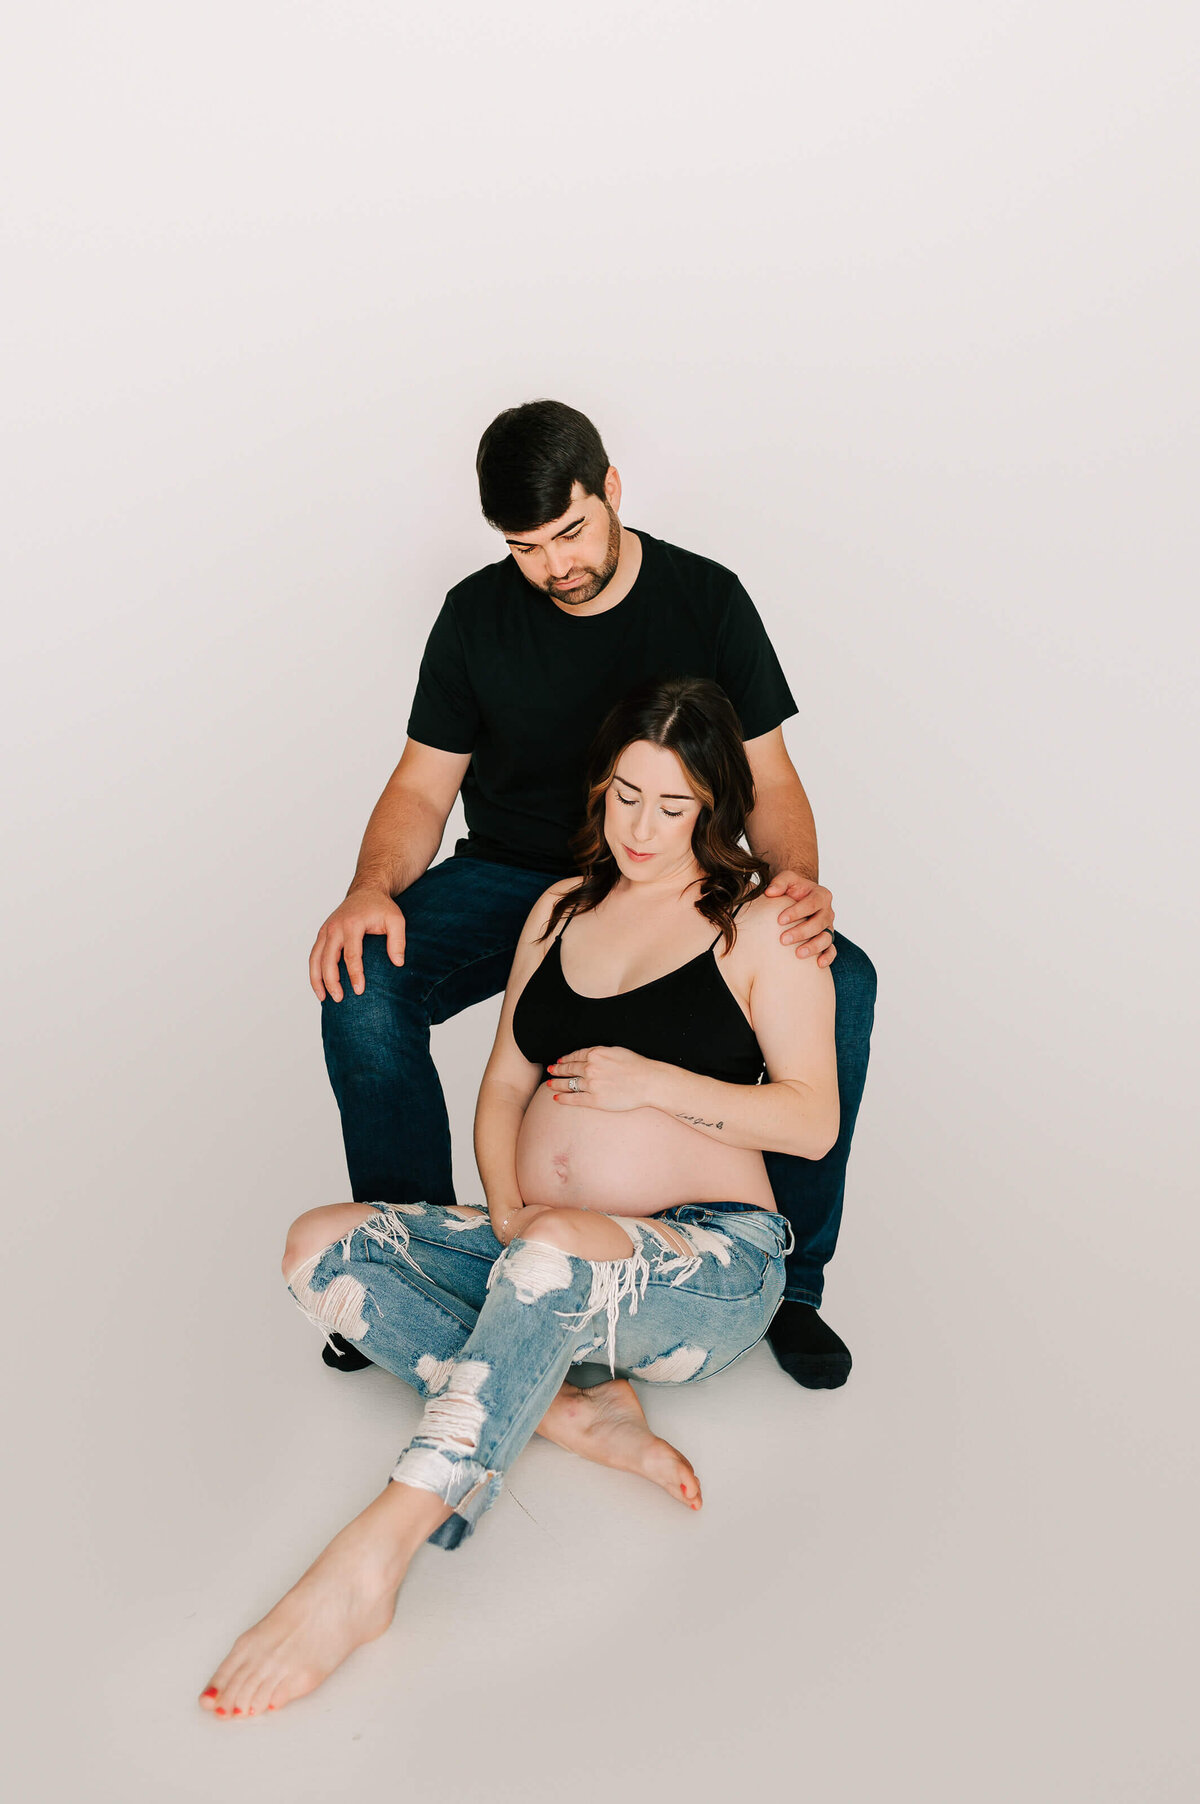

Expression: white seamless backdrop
xmin=2 ymin=5 xmax=1196 ymax=1801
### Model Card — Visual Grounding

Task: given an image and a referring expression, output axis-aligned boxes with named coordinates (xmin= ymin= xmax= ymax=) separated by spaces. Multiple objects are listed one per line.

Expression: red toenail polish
xmin=216 ymin=1707 xmax=227 ymax=1715
xmin=268 ymin=1704 xmax=276 ymax=1712
xmin=232 ymin=1708 xmax=243 ymax=1716
xmin=202 ymin=1686 xmax=217 ymax=1698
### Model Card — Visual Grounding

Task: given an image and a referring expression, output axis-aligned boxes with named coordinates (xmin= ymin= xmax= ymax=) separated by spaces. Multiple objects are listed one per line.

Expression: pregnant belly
xmin=515 ymin=1084 xmax=775 ymax=1216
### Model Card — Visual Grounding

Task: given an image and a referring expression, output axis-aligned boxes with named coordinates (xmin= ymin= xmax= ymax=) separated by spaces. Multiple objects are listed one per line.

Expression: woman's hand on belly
xmin=516 ymin=1084 xmax=773 ymax=1216
xmin=546 ymin=1046 xmax=662 ymax=1113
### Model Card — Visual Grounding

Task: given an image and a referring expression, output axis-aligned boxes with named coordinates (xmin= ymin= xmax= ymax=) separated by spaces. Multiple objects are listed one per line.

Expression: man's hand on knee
xmin=309 ymin=888 xmax=407 ymax=1001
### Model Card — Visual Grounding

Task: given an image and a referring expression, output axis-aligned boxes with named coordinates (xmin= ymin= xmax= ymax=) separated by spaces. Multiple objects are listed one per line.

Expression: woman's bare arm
xmin=549 ymin=895 xmax=839 ymax=1159
xmin=473 ymin=881 xmax=579 ymax=1243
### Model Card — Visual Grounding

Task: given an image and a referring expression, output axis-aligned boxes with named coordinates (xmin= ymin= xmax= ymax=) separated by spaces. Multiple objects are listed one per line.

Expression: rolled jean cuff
xmin=389 ymin=1444 xmax=503 ymax=1549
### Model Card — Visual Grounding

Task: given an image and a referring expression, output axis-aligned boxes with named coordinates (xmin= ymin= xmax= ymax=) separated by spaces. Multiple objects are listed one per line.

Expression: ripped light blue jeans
xmin=287 ymin=1199 xmax=790 ymax=1549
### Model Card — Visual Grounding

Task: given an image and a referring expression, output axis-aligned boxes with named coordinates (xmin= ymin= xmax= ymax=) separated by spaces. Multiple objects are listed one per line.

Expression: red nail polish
xmin=202 ymin=1686 xmax=217 ymax=1698
xmin=232 ymin=1708 xmax=243 ymax=1716
xmin=216 ymin=1707 xmax=227 ymax=1716
xmin=268 ymin=1704 xmax=276 ymax=1712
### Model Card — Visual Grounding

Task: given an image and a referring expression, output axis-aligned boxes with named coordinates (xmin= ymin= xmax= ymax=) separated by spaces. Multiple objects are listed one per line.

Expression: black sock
xmin=322 ymin=1331 xmax=372 ymax=1372
xmin=767 ymin=1301 xmax=852 ymax=1389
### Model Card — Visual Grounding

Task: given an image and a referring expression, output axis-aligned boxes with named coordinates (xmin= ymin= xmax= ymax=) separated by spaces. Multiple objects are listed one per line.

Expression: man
xmin=310 ymin=400 xmax=876 ymax=1387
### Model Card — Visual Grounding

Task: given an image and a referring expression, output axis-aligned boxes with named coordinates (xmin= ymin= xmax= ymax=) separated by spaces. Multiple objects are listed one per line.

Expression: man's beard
xmin=544 ymin=504 xmax=623 ymax=606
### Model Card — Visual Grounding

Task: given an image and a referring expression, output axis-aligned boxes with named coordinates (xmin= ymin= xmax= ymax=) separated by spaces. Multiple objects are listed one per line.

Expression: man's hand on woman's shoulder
xmin=762 ymin=870 xmax=837 ymax=967
xmin=309 ymin=886 xmax=407 ymax=1003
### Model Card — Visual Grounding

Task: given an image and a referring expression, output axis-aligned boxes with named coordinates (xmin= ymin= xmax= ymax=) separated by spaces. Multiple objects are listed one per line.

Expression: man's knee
xmin=320 ymin=937 xmax=429 ymax=1067
xmin=831 ymin=935 xmax=878 ymax=1013
xmin=326 ymin=933 xmax=425 ymax=1011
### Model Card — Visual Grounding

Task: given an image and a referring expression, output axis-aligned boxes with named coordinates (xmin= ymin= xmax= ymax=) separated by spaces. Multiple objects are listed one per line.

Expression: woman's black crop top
xmin=512 ymin=913 xmax=766 ymax=1086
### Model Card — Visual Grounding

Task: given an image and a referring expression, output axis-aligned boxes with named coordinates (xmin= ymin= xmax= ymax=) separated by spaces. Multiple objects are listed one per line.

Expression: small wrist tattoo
xmin=676 ymin=1113 xmax=724 ymax=1130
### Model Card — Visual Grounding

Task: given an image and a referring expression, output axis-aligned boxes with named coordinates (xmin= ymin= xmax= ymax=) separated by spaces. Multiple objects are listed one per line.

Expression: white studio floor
xmin=12 ymin=1010 xmax=1194 ymax=1804
xmin=7 ymin=6 xmax=1199 ymax=1793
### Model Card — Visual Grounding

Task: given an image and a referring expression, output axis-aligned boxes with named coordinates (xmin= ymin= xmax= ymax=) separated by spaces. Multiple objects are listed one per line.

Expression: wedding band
xmin=569 ymin=1076 xmax=579 ymax=1093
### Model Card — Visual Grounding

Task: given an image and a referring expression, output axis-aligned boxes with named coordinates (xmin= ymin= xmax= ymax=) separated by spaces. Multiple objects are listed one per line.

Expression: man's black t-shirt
xmin=406 ymin=529 xmax=797 ymax=876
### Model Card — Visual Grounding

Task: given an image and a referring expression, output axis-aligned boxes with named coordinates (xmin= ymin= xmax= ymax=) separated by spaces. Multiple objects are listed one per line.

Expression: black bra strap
xmin=709 ymin=893 xmax=756 ymax=950
xmin=553 ymin=905 xmax=577 ymax=943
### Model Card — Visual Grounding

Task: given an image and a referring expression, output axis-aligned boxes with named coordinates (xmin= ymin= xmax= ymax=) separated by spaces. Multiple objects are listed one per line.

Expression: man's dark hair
xmin=476 ymin=400 xmax=610 ymax=532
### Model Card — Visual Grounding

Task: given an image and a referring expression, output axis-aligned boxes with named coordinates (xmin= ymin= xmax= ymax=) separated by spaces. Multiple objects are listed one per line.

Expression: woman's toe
xmin=243 ymin=1669 xmax=281 ymax=1721
xmin=227 ymin=1663 xmax=271 ymax=1719
xmin=201 ymin=1678 xmax=236 ymax=1716
xmin=200 ymin=1649 xmax=248 ymax=1715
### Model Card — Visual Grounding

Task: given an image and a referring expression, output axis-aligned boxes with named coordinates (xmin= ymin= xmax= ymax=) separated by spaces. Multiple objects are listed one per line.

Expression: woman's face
xmin=603 ymin=739 xmax=704 ymax=883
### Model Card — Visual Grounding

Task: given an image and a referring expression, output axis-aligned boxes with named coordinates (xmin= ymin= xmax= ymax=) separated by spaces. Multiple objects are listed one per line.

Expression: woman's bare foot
xmin=198 ymin=1483 xmax=447 ymax=1718
xmin=537 ymin=1379 xmax=702 ymax=1509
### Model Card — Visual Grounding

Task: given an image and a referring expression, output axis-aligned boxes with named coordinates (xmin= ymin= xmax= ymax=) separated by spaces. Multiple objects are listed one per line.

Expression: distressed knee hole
xmin=282 ymin=1202 xmax=375 ymax=1281
xmin=287 ymin=1252 xmax=371 ymax=1341
xmin=495 ymin=1239 xmax=576 ymax=1303
xmin=519 ymin=1210 xmax=635 ymax=1260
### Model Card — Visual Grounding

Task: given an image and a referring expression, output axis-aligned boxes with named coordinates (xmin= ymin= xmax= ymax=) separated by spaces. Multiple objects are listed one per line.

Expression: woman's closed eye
xmin=616 ymin=794 xmax=682 ymax=818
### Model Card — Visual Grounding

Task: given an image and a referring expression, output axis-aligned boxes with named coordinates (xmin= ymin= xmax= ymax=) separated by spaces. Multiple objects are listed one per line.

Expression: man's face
xmin=503 ymin=477 xmax=622 ymax=607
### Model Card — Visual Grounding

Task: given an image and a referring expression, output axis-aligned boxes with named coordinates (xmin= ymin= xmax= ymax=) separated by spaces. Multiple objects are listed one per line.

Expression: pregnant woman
xmin=199 ymin=677 xmax=838 ymax=1719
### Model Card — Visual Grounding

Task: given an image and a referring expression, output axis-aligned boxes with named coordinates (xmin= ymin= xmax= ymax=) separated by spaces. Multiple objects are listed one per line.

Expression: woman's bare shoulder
xmin=729 ymin=885 xmax=783 ymax=944
xmin=522 ymin=875 xmax=585 ymax=941
xmin=712 ymin=886 xmax=776 ymax=968
xmin=727 ymin=886 xmax=827 ymax=982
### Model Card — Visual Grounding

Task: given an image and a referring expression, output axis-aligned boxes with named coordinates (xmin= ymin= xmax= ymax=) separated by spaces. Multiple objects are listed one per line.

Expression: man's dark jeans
xmin=321 ymin=854 xmax=876 ymax=1306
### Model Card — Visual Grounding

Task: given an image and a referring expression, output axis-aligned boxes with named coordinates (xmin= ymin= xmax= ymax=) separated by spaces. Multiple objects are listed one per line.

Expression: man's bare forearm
xmin=349 ymin=783 xmax=449 ymax=899
xmin=746 ymin=780 xmax=820 ymax=883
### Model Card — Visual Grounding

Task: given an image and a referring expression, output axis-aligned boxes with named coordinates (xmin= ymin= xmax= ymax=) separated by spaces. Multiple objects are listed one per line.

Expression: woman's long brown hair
xmin=540 ymin=677 xmax=770 ymax=951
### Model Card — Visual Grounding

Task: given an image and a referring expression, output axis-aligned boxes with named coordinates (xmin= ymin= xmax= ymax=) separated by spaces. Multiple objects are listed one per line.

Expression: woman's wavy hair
xmin=540 ymin=676 xmax=770 ymax=952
